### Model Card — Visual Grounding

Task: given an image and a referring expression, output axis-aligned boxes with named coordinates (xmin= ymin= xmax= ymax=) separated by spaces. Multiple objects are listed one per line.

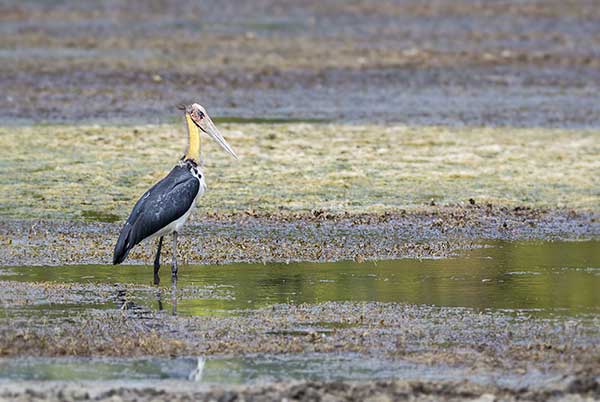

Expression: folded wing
xmin=113 ymin=166 xmax=200 ymax=265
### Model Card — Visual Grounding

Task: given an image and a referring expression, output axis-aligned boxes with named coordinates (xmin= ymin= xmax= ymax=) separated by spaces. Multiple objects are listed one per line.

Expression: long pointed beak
xmin=200 ymin=115 xmax=238 ymax=160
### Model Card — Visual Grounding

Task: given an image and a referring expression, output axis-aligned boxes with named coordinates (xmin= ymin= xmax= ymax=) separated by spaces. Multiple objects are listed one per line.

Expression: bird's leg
xmin=171 ymin=232 xmax=179 ymax=284
xmin=153 ymin=236 xmax=163 ymax=285
xmin=156 ymin=289 xmax=163 ymax=311
xmin=171 ymin=284 xmax=177 ymax=316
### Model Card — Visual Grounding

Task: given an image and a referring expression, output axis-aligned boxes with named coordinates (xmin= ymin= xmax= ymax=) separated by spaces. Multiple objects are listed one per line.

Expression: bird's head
xmin=179 ymin=103 xmax=238 ymax=160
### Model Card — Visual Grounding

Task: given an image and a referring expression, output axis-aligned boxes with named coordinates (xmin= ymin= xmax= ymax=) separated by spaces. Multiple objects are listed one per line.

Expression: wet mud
xmin=1 ymin=377 xmax=600 ymax=402
xmin=1 ymin=206 xmax=598 ymax=267
xmin=2 ymin=1 xmax=600 ymax=400
xmin=1 ymin=0 xmax=600 ymax=127
xmin=1 ymin=301 xmax=600 ymax=401
xmin=1 ymin=239 xmax=600 ymax=400
xmin=4 ymin=300 xmax=600 ymax=364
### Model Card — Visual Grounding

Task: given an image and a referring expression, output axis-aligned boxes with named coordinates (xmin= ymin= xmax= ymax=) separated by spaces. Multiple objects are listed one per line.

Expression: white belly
xmin=147 ymin=173 xmax=206 ymax=240
xmin=152 ymin=205 xmax=194 ymax=238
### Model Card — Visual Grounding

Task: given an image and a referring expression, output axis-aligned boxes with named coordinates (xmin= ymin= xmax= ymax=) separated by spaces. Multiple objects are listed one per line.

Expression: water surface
xmin=0 ymin=354 xmax=563 ymax=389
xmin=1 ymin=240 xmax=599 ymax=317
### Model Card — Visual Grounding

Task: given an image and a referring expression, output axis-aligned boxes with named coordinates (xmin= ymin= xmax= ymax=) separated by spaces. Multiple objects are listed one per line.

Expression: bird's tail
xmin=113 ymin=223 xmax=132 ymax=265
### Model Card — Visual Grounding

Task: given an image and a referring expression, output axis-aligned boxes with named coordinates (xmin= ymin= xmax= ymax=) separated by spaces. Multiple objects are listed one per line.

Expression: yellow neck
xmin=184 ymin=113 xmax=200 ymax=162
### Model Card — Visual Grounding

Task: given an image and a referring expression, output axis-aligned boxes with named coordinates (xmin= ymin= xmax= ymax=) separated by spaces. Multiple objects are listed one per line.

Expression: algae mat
xmin=0 ymin=123 xmax=598 ymax=221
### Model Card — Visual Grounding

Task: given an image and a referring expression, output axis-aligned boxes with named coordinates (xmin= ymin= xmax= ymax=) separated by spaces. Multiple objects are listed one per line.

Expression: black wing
xmin=113 ymin=165 xmax=200 ymax=264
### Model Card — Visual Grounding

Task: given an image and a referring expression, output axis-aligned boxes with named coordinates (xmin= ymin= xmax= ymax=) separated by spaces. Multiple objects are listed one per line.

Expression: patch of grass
xmin=0 ymin=123 xmax=598 ymax=220
xmin=81 ymin=210 xmax=121 ymax=223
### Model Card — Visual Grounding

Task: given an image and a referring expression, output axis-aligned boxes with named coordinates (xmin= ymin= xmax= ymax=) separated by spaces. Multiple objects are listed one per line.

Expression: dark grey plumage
xmin=113 ymin=162 xmax=200 ymax=265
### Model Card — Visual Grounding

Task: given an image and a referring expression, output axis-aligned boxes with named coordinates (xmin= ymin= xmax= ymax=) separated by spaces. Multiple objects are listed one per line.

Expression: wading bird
xmin=113 ymin=103 xmax=237 ymax=285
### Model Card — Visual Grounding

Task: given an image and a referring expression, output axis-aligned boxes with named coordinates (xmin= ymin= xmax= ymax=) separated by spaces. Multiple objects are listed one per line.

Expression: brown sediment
xmin=0 ymin=300 xmax=599 ymax=400
xmin=1 ymin=377 xmax=600 ymax=402
xmin=0 ymin=206 xmax=598 ymax=267
xmin=1 ymin=0 xmax=600 ymax=126
xmin=1 ymin=1 xmax=600 ymax=399
xmin=1 ymin=300 xmax=599 ymax=368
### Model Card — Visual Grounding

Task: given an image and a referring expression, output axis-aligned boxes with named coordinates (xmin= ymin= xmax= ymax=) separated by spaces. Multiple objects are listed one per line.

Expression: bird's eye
xmin=197 ymin=111 xmax=205 ymax=119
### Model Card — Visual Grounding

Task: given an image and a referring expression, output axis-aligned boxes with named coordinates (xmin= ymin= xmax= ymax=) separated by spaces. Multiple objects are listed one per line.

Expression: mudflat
xmin=1 ymin=1 xmax=600 ymax=401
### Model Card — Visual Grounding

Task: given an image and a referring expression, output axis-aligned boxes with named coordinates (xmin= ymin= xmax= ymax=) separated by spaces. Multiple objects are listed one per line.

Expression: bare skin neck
xmin=184 ymin=113 xmax=200 ymax=163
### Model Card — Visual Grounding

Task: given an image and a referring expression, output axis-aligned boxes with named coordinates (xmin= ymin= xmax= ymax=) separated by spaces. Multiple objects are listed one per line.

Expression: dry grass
xmin=0 ymin=123 xmax=598 ymax=220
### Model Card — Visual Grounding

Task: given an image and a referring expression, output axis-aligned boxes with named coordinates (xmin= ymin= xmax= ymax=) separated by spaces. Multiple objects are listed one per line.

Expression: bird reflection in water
xmin=188 ymin=357 xmax=206 ymax=382
xmin=153 ymin=284 xmax=178 ymax=316
xmin=115 ymin=286 xmax=178 ymax=316
xmin=114 ymin=288 xmax=156 ymax=319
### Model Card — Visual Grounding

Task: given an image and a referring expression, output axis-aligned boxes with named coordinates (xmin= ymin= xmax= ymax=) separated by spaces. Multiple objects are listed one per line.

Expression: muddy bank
xmin=2 ymin=0 xmax=600 ymax=127
xmin=4 ymin=300 xmax=600 ymax=366
xmin=1 ymin=206 xmax=598 ymax=267
xmin=2 ymin=376 xmax=600 ymax=402
xmin=1 ymin=300 xmax=599 ymax=400
xmin=3 ymin=65 xmax=600 ymax=128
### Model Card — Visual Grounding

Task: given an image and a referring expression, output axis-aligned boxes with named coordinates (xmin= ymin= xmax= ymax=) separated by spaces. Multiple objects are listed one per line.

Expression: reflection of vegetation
xmin=5 ymin=241 xmax=600 ymax=317
xmin=173 ymin=241 xmax=600 ymax=317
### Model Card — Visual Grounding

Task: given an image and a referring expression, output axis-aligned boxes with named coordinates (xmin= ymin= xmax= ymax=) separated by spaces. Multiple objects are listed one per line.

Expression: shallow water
xmin=1 ymin=240 xmax=599 ymax=385
xmin=0 ymin=355 xmax=441 ymax=383
xmin=1 ymin=240 xmax=599 ymax=318
xmin=0 ymin=354 xmax=563 ymax=388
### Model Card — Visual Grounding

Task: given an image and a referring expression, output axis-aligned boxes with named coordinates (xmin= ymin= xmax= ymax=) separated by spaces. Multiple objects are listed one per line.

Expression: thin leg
xmin=171 ymin=232 xmax=179 ymax=283
xmin=156 ymin=289 xmax=163 ymax=311
xmin=171 ymin=283 xmax=177 ymax=316
xmin=153 ymin=236 xmax=163 ymax=285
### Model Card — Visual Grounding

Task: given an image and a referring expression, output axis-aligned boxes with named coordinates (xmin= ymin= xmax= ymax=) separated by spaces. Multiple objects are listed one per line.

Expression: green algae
xmin=0 ymin=123 xmax=598 ymax=221
xmin=81 ymin=210 xmax=121 ymax=223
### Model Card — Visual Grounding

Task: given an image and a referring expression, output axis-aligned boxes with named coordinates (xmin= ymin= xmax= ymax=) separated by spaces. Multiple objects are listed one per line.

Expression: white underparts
xmin=147 ymin=167 xmax=206 ymax=241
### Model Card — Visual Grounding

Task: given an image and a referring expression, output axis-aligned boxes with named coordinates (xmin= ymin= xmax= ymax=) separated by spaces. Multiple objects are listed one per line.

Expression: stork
xmin=113 ymin=103 xmax=237 ymax=285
